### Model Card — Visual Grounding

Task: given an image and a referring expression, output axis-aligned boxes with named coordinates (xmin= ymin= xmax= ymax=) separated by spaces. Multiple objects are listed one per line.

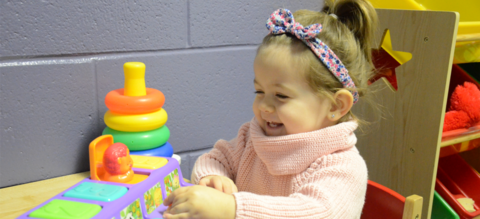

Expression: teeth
xmin=268 ymin=122 xmax=280 ymax=127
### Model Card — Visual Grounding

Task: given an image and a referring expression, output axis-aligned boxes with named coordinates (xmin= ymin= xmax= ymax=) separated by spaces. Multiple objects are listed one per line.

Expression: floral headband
xmin=266 ymin=8 xmax=359 ymax=104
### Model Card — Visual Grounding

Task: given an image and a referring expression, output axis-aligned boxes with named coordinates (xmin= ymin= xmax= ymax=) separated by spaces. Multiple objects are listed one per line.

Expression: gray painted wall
xmin=0 ymin=0 xmax=323 ymax=188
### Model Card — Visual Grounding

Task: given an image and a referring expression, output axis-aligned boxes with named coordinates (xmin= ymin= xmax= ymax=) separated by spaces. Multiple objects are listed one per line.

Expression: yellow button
xmin=124 ymin=174 xmax=149 ymax=184
xmin=131 ymin=155 xmax=168 ymax=169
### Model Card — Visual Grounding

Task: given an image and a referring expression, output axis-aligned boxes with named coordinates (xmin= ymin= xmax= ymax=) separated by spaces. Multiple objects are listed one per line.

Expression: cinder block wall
xmin=0 ymin=0 xmax=322 ymax=188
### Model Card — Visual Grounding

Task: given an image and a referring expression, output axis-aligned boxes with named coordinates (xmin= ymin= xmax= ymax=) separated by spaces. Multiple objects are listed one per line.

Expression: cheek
xmin=252 ymin=98 xmax=261 ymax=115
xmin=278 ymin=104 xmax=320 ymax=134
xmin=276 ymin=105 xmax=300 ymax=124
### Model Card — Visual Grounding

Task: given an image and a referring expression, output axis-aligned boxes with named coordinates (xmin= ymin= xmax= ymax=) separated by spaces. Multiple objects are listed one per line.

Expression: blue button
xmin=64 ymin=182 xmax=128 ymax=202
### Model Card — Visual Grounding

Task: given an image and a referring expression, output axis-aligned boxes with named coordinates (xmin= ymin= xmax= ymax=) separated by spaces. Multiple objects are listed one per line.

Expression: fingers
xmin=164 ymin=187 xmax=188 ymax=206
xmin=223 ymin=183 xmax=232 ymax=194
xmin=164 ymin=202 xmax=189 ymax=215
xmin=198 ymin=177 xmax=210 ymax=186
xmin=211 ymin=177 xmax=224 ymax=191
xmin=224 ymin=182 xmax=238 ymax=194
xmin=198 ymin=176 xmax=238 ymax=194
xmin=223 ymin=177 xmax=234 ymax=194
xmin=163 ymin=192 xmax=174 ymax=206
xmin=199 ymin=176 xmax=224 ymax=192
xmin=221 ymin=177 xmax=238 ymax=194
xmin=163 ymin=202 xmax=191 ymax=219
xmin=163 ymin=212 xmax=191 ymax=219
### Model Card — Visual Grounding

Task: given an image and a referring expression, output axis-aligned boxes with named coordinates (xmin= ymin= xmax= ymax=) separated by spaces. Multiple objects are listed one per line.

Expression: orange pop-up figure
xmin=90 ymin=135 xmax=149 ymax=184
xmin=101 ymin=142 xmax=134 ymax=183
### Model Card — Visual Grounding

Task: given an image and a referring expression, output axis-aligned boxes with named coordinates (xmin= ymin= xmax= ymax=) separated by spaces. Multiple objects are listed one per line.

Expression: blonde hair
xmin=257 ymin=0 xmax=378 ymax=124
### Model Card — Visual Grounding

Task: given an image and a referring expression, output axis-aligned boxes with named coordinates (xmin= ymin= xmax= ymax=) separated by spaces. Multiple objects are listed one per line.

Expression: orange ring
xmin=105 ymin=88 xmax=165 ymax=114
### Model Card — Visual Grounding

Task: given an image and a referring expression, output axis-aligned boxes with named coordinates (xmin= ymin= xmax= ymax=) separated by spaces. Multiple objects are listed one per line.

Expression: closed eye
xmin=276 ymin=94 xmax=289 ymax=99
xmin=254 ymin=91 xmax=264 ymax=94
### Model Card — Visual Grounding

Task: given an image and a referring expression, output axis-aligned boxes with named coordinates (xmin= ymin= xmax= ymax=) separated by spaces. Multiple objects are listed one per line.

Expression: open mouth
xmin=267 ymin=121 xmax=283 ymax=128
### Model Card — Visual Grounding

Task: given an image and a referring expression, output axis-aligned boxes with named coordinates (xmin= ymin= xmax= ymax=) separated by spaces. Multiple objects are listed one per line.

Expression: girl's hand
xmin=198 ymin=175 xmax=238 ymax=195
xmin=163 ymin=185 xmax=236 ymax=219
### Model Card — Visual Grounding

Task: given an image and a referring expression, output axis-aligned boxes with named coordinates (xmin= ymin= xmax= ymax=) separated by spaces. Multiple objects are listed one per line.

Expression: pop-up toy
xmin=103 ymin=62 xmax=173 ymax=157
xmin=17 ymin=62 xmax=191 ymax=219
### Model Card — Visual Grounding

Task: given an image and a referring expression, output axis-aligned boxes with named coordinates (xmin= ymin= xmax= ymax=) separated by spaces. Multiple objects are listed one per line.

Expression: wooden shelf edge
xmin=441 ymin=131 xmax=480 ymax=147
xmin=456 ymin=33 xmax=480 ymax=42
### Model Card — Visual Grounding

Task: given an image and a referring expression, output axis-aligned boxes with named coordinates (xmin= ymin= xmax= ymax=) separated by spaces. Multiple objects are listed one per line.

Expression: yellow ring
xmin=104 ymin=108 xmax=168 ymax=132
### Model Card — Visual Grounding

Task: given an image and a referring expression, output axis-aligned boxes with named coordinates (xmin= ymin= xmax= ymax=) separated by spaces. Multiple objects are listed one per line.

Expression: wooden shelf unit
xmin=351 ymin=9 xmax=480 ymax=219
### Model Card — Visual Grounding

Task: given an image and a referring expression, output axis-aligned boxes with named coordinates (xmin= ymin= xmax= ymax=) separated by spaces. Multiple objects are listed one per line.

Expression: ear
xmin=328 ymin=89 xmax=354 ymax=121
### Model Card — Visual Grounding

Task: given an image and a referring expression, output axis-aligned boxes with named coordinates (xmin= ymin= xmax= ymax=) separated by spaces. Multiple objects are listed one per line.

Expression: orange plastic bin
xmin=436 ymin=154 xmax=480 ymax=218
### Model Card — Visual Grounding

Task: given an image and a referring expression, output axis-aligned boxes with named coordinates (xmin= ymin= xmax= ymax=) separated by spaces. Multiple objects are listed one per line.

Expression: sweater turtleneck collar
xmin=250 ymin=117 xmax=358 ymax=175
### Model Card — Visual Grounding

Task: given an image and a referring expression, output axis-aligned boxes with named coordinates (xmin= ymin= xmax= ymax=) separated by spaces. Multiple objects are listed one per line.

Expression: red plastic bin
xmin=436 ymin=154 xmax=480 ymax=219
xmin=361 ymin=180 xmax=406 ymax=219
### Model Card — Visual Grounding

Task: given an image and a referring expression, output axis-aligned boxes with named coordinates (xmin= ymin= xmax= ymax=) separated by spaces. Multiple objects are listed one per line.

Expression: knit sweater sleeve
xmin=232 ymin=150 xmax=368 ymax=219
xmin=191 ymin=122 xmax=251 ymax=184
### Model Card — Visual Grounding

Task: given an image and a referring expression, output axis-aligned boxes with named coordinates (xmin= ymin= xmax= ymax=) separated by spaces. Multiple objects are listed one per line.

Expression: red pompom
xmin=443 ymin=110 xmax=471 ymax=132
xmin=450 ymin=82 xmax=480 ymax=122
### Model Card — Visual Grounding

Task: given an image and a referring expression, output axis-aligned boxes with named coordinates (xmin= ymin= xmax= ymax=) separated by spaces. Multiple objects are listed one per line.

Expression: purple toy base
xmin=17 ymin=157 xmax=192 ymax=219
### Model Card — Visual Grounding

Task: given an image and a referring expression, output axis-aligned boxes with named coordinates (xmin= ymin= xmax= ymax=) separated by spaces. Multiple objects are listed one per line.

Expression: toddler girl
xmin=164 ymin=0 xmax=378 ymax=218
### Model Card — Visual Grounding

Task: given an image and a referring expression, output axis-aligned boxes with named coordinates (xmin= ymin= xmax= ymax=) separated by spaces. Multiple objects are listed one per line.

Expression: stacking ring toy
xmin=104 ymin=62 xmax=165 ymax=114
xmin=130 ymin=141 xmax=173 ymax=157
xmin=102 ymin=125 xmax=170 ymax=151
xmin=130 ymin=142 xmax=174 ymax=157
xmin=105 ymin=88 xmax=165 ymax=114
xmin=104 ymin=108 xmax=168 ymax=132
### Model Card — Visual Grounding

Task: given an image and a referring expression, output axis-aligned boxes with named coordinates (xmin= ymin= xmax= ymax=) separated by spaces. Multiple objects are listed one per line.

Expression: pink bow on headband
xmin=266 ymin=8 xmax=359 ymax=104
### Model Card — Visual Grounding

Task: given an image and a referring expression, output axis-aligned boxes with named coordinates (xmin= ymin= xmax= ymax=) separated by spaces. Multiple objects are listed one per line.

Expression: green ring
xmin=102 ymin=125 xmax=170 ymax=151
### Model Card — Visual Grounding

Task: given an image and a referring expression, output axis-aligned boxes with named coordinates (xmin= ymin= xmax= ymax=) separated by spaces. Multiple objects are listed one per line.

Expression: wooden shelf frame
xmin=353 ymin=9 xmax=461 ymax=219
xmin=441 ymin=131 xmax=480 ymax=148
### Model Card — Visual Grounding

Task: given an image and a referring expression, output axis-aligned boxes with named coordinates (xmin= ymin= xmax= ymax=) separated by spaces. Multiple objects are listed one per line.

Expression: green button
xmin=29 ymin=199 xmax=102 ymax=219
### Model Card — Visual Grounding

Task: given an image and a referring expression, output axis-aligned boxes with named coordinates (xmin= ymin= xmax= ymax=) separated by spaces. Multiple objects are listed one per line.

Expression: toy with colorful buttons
xmin=17 ymin=134 xmax=191 ymax=219
xmin=103 ymin=62 xmax=173 ymax=157
xmin=16 ymin=62 xmax=191 ymax=219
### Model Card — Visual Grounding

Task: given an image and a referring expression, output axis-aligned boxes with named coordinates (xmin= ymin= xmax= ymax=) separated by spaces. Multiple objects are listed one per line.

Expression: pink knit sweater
xmin=192 ymin=118 xmax=368 ymax=218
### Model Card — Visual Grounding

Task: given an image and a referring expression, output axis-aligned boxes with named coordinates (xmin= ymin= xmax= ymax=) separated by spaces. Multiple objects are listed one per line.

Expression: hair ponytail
xmin=323 ymin=0 xmax=377 ymax=64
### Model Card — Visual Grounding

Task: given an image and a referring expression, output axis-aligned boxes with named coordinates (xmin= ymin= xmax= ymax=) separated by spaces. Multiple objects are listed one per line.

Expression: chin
xmin=264 ymin=127 xmax=287 ymax=136
xmin=267 ymin=132 xmax=285 ymax=136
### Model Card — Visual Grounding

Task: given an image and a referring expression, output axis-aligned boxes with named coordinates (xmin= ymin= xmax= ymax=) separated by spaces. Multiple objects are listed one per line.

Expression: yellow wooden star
xmin=371 ymin=29 xmax=412 ymax=90
xmin=380 ymin=29 xmax=412 ymax=65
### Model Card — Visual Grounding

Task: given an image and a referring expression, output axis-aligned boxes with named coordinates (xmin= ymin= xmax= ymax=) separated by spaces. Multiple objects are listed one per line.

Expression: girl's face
xmin=253 ymin=55 xmax=335 ymax=136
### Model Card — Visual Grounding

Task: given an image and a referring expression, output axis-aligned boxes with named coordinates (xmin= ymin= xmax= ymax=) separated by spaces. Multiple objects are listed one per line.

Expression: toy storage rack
xmin=367 ymin=0 xmax=480 ymax=64
xmin=352 ymin=9 xmax=468 ymax=219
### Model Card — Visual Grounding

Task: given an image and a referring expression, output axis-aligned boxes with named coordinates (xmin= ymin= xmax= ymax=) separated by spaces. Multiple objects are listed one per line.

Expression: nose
xmin=258 ymin=96 xmax=274 ymax=113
